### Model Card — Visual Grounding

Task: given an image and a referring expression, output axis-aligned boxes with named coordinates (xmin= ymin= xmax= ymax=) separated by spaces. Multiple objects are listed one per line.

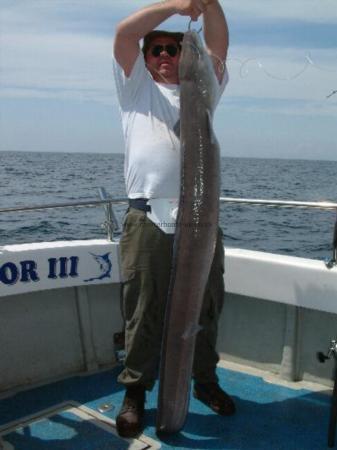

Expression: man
xmin=112 ymin=0 xmax=234 ymax=438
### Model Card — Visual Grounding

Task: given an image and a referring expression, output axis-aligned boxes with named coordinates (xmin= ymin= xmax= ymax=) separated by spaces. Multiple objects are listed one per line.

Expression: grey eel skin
xmin=157 ymin=30 xmax=221 ymax=433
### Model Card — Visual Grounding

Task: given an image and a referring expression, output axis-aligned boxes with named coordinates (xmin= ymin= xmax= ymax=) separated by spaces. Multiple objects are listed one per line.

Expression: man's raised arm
xmin=113 ymin=0 xmax=206 ymax=77
xmin=202 ymin=0 xmax=229 ymax=83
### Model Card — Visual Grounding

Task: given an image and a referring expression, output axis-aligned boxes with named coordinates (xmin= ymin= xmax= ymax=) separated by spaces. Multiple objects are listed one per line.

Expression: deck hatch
xmin=0 ymin=402 xmax=160 ymax=450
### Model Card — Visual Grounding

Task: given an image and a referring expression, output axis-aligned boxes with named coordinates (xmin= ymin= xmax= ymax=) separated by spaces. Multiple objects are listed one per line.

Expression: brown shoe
xmin=193 ymin=382 xmax=236 ymax=416
xmin=116 ymin=386 xmax=145 ymax=438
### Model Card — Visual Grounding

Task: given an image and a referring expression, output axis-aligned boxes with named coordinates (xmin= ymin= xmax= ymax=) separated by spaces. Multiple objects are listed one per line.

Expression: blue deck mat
xmin=0 ymin=366 xmax=332 ymax=450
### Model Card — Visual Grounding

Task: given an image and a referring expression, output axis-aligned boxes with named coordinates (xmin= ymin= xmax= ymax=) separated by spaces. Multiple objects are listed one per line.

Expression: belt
xmin=128 ymin=198 xmax=152 ymax=213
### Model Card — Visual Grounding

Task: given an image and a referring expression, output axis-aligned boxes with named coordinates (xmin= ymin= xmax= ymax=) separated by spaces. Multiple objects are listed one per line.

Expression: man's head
xmin=142 ymin=30 xmax=184 ymax=84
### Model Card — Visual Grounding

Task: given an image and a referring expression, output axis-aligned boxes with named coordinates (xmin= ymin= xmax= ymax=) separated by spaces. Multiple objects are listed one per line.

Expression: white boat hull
xmin=0 ymin=240 xmax=336 ymax=393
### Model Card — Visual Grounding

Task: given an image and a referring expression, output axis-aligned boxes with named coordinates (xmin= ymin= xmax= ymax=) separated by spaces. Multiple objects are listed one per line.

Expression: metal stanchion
xmin=325 ymin=210 xmax=337 ymax=269
xmin=98 ymin=188 xmax=120 ymax=241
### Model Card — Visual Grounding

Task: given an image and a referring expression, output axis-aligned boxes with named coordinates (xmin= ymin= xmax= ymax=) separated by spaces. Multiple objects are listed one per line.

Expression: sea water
xmin=0 ymin=151 xmax=336 ymax=261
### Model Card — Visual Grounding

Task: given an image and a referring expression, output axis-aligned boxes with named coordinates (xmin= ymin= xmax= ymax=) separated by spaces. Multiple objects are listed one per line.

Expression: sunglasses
xmin=150 ymin=44 xmax=180 ymax=58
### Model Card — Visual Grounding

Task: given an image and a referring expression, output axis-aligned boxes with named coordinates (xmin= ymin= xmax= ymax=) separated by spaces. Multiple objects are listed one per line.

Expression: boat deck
xmin=0 ymin=363 xmax=332 ymax=450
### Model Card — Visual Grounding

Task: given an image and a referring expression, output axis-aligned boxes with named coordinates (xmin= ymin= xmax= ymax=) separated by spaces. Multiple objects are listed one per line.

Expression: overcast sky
xmin=1 ymin=0 xmax=336 ymax=160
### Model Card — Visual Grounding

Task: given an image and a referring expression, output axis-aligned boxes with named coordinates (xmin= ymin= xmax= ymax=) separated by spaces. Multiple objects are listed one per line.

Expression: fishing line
xmin=239 ymin=56 xmax=311 ymax=81
xmin=187 ymin=19 xmax=202 ymax=34
xmin=209 ymin=52 xmax=225 ymax=74
xmin=326 ymin=90 xmax=337 ymax=99
xmin=306 ymin=52 xmax=337 ymax=74
xmin=227 ymin=53 xmax=337 ymax=82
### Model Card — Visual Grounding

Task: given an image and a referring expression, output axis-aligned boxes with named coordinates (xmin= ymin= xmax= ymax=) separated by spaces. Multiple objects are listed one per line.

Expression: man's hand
xmin=169 ymin=0 xmax=207 ymax=21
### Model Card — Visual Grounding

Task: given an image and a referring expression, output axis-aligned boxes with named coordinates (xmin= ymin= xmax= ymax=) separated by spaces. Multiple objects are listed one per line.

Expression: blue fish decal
xmin=84 ymin=252 xmax=112 ymax=282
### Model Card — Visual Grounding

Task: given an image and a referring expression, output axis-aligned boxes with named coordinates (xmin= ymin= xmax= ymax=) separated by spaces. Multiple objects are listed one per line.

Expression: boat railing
xmin=1 ymin=191 xmax=336 ymax=267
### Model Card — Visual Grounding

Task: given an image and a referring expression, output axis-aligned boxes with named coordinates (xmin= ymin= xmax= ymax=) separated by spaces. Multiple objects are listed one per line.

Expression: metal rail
xmin=1 ymin=197 xmax=337 ymax=214
xmin=1 ymin=195 xmax=336 ymax=267
xmin=0 ymin=198 xmax=129 ymax=214
xmin=219 ymin=197 xmax=337 ymax=210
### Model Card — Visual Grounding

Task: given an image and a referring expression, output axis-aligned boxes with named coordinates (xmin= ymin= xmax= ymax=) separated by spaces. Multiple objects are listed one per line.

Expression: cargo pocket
xmin=122 ymin=269 xmax=156 ymax=319
xmin=120 ymin=209 xmax=144 ymax=243
xmin=121 ymin=269 xmax=139 ymax=324
xmin=121 ymin=269 xmax=143 ymax=358
xmin=120 ymin=209 xmax=155 ymax=272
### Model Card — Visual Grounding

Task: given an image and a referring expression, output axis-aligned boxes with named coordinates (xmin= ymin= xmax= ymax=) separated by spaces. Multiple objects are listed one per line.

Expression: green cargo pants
xmin=118 ymin=207 xmax=225 ymax=390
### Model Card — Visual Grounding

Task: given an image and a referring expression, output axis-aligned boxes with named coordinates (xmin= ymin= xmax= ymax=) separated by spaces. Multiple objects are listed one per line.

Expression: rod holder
xmin=317 ymin=340 xmax=337 ymax=363
xmin=98 ymin=188 xmax=119 ymax=241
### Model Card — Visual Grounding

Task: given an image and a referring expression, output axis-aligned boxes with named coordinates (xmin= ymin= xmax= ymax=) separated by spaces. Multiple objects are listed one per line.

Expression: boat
xmin=1 ymin=194 xmax=337 ymax=449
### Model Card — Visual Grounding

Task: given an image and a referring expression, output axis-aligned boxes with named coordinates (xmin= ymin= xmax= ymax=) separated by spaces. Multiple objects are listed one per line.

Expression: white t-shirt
xmin=112 ymin=50 xmax=228 ymax=200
